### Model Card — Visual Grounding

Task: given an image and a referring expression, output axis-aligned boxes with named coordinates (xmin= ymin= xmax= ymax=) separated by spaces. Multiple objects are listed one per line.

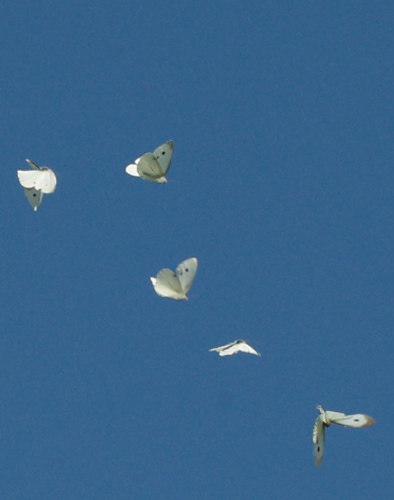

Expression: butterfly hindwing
xmin=150 ymin=268 xmax=185 ymax=300
xmin=137 ymin=153 xmax=164 ymax=180
xmin=23 ymin=187 xmax=44 ymax=211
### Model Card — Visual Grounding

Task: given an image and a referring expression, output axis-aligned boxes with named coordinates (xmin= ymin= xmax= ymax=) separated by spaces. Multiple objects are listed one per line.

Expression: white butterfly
xmin=125 ymin=141 xmax=173 ymax=183
xmin=150 ymin=257 xmax=198 ymax=300
xmin=209 ymin=340 xmax=260 ymax=356
xmin=17 ymin=159 xmax=57 ymax=211
xmin=313 ymin=404 xmax=375 ymax=467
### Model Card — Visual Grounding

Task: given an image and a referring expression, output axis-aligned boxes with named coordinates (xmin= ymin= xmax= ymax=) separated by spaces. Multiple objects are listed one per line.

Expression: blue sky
xmin=1 ymin=1 xmax=393 ymax=498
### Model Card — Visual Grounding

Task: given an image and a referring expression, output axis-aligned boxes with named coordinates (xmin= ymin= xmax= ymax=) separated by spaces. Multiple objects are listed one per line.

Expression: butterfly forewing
xmin=36 ymin=168 xmax=57 ymax=193
xmin=176 ymin=258 xmax=198 ymax=294
xmin=329 ymin=413 xmax=376 ymax=428
xmin=237 ymin=342 xmax=260 ymax=355
xmin=153 ymin=140 xmax=173 ymax=174
xmin=313 ymin=415 xmax=325 ymax=467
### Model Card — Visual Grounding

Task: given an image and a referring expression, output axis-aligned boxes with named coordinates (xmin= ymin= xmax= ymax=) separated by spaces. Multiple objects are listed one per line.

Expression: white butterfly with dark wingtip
xmin=17 ymin=159 xmax=57 ymax=211
xmin=150 ymin=257 xmax=198 ymax=300
xmin=313 ymin=404 xmax=375 ymax=467
xmin=125 ymin=141 xmax=173 ymax=183
xmin=209 ymin=340 xmax=260 ymax=356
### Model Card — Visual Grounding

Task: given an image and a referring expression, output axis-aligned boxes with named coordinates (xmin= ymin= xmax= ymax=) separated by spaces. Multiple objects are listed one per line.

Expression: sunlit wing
xmin=33 ymin=168 xmax=57 ymax=193
xmin=18 ymin=160 xmax=57 ymax=193
xmin=125 ymin=160 xmax=140 ymax=177
xmin=17 ymin=170 xmax=42 ymax=188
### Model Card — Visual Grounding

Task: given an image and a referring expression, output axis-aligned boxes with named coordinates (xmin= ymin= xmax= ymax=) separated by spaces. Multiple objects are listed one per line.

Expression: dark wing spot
xmin=355 ymin=419 xmax=359 ymax=422
xmin=162 ymin=151 xmax=166 ymax=155
xmin=185 ymin=268 xmax=189 ymax=272
xmin=317 ymin=446 xmax=320 ymax=452
xmin=33 ymin=193 xmax=36 ymax=197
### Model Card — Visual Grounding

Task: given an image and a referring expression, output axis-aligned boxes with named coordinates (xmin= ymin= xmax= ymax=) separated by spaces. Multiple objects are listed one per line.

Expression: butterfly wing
xmin=23 ymin=187 xmax=44 ymax=211
xmin=18 ymin=167 xmax=57 ymax=193
xmin=209 ymin=341 xmax=238 ymax=355
xmin=210 ymin=340 xmax=260 ymax=356
xmin=153 ymin=140 xmax=173 ymax=175
xmin=313 ymin=414 xmax=325 ymax=467
xmin=328 ymin=412 xmax=376 ymax=428
xmin=17 ymin=169 xmax=42 ymax=188
xmin=126 ymin=153 xmax=166 ymax=183
xmin=136 ymin=153 xmax=165 ymax=180
xmin=236 ymin=341 xmax=261 ymax=356
xmin=125 ymin=158 xmax=140 ymax=177
xmin=150 ymin=269 xmax=186 ymax=300
xmin=176 ymin=258 xmax=198 ymax=294
xmin=35 ymin=168 xmax=57 ymax=193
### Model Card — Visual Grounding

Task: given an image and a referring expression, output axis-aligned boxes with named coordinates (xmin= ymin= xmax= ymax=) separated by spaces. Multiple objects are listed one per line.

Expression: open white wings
xmin=17 ymin=159 xmax=57 ymax=210
xmin=18 ymin=159 xmax=57 ymax=193
xmin=209 ymin=340 xmax=260 ymax=356
xmin=150 ymin=258 xmax=198 ymax=300
xmin=125 ymin=140 xmax=173 ymax=183
xmin=313 ymin=405 xmax=375 ymax=467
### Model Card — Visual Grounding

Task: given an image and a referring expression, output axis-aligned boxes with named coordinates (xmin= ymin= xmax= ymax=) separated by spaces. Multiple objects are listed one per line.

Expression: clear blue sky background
xmin=1 ymin=1 xmax=393 ymax=498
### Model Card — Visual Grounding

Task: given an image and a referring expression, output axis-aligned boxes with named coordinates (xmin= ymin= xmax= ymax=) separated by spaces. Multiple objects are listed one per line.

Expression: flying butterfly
xmin=313 ymin=404 xmax=375 ymax=467
xmin=209 ymin=340 xmax=260 ymax=356
xmin=125 ymin=141 xmax=173 ymax=183
xmin=150 ymin=258 xmax=198 ymax=300
xmin=17 ymin=159 xmax=57 ymax=211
